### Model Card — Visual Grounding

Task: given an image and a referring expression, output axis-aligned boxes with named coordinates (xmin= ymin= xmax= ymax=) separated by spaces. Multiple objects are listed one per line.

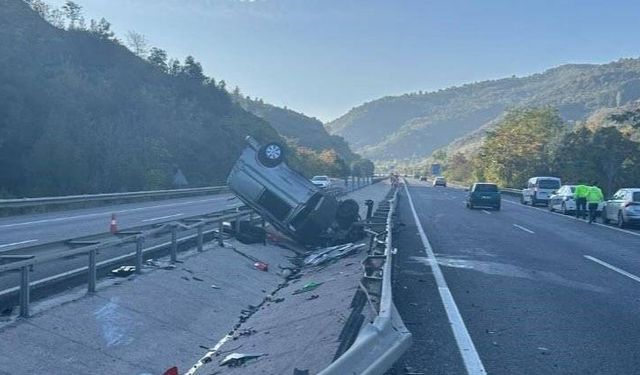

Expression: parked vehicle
xmin=227 ymin=137 xmax=361 ymax=245
xmin=548 ymin=185 xmax=603 ymax=215
xmin=466 ymin=183 xmax=501 ymax=210
xmin=548 ymin=185 xmax=576 ymax=214
xmin=419 ymin=176 xmax=427 ymax=182
xmin=310 ymin=175 xmax=332 ymax=189
xmin=521 ymin=177 xmax=561 ymax=206
xmin=433 ymin=176 xmax=447 ymax=187
xmin=601 ymin=188 xmax=640 ymax=228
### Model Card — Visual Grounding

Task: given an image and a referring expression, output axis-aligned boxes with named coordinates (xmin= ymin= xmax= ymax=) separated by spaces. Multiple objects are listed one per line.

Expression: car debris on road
xmin=220 ymin=352 xmax=267 ymax=367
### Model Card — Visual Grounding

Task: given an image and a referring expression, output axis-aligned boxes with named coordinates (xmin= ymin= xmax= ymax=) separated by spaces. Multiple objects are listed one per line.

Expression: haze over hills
xmin=327 ymin=59 xmax=640 ymax=161
xmin=233 ymin=95 xmax=359 ymax=163
xmin=0 ymin=0 xmax=362 ymax=197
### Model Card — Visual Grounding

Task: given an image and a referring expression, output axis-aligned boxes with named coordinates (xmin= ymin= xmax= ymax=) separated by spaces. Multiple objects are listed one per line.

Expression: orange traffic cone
xmin=110 ymin=213 xmax=118 ymax=234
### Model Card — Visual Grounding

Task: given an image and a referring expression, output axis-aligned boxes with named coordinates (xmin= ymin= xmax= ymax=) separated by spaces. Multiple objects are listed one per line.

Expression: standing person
xmin=586 ymin=182 xmax=604 ymax=224
xmin=574 ymin=183 xmax=589 ymax=220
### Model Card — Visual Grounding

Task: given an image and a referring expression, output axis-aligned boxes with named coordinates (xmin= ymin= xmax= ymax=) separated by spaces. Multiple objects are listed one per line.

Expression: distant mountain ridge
xmin=327 ymin=58 xmax=640 ymax=160
xmin=233 ymin=95 xmax=359 ymax=163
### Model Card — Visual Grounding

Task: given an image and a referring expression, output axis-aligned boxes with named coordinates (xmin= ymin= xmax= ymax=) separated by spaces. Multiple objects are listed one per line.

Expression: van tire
xmin=258 ymin=142 xmax=284 ymax=167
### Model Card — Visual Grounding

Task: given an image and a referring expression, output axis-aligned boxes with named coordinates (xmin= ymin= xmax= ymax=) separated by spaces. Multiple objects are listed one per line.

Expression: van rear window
xmin=538 ymin=180 xmax=560 ymax=189
xmin=633 ymin=192 xmax=640 ymax=202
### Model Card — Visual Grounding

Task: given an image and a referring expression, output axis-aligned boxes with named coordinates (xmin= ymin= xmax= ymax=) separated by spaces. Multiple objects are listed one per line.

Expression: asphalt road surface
xmin=0 ymin=193 xmax=238 ymax=253
xmin=391 ymin=180 xmax=640 ymax=374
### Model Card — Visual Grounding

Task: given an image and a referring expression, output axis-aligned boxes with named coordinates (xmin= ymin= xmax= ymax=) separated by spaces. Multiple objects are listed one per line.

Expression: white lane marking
xmin=482 ymin=210 xmax=491 ymax=215
xmin=512 ymin=224 xmax=535 ymax=234
xmin=0 ymin=239 xmax=38 ymax=250
xmin=185 ymin=333 xmax=233 ymax=375
xmin=584 ymin=255 xmax=640 ymax=284
xmin=141 ymin=213 xmax=183 ymax=222
xmin=0 ymin=196 xmax=229 ymax=229
xmin=503 ymin=199 xmax=640 ymax=238
xmin=404 ymin=184 xmax=487 ymax=375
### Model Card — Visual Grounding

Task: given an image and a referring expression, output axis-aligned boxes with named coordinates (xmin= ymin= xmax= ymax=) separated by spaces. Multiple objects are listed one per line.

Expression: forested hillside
xmin=233 ymin=95 xmax=358 ymax=163
xmin=0 ymin=0 xmax=363 ymax=198
xmin=328 ymin=59 xmax=640 ymax=160
xmin=440 ymin=105 xmax=640 ymax=195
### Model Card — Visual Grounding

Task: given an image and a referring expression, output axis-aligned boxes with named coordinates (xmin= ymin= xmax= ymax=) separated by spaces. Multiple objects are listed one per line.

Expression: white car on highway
xmin=547 ymin=185 xmax=576 ymax=214
xmin=310 ymin=175 xmax=332 ymax=189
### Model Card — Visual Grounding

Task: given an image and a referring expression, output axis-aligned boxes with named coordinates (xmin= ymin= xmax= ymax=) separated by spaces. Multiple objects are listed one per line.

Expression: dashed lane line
xmin=141 ymin=213 xmax=183 ymax=222
xmin=0 ymin=196 xmax=230 ymax=229
xmin=513 ymin=224 xmax=535 ymax=234
xmin=0 ymin=239 xmax=38 ymax=252
xmin=584 ymin=255 xmax=640 ymax=284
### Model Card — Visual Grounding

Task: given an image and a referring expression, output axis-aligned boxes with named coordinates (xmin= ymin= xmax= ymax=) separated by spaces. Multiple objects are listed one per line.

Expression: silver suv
xmin=227 ymin=137 xmax=342 ymax=245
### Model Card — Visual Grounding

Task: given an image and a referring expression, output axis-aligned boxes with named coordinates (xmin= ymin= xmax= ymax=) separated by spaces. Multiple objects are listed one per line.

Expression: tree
xmin=147 ymin=47 xmax=168 ymax=72
xmin=591 ymin=127 xmax=637 ymax=194
xmin=62 ymin=1 xmax=82 ymax=29
xmin=168 ymin=59 xmax=182 ymax=75
xmin=89 ymin=18 xmax=115 ymax=40
xmin=182 ymin=56 xmax=205 ymax=82
xmin=125 ymin=31 xmax=148 ymax=57
xmin=477 ymin=107 xmax=566 ymax=187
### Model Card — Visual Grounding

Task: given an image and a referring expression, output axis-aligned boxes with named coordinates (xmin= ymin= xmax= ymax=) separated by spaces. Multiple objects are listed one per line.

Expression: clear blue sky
xmin=50 ymin=0 xmax=640 ymax=121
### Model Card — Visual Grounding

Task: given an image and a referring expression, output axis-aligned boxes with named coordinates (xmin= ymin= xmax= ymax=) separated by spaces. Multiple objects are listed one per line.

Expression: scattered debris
xmin=110 ymin=265 xmax=136 ymax=277
xmin=409 ymin=302 xmax=418 ymax=307
xmin=292 ymin=281 xmax=324 ymax=295
xmin=162 ymin=367 xmax=179 ymax=375
xmin=192 ymin=276 xmax=204 ymax=282
xmin=1 ymin=306 xmax=14 ymax=317
xmin=164 ymin=264 xmax=177 ymax=270
xmin=211 ymin=284 xmax=221 ymax=289
xmin=220 ymin=352 xmax=266 ymax=367
xmin=306 ymin=294 xmax=319 ymax=301
xmin=254 ymin=261 xmax=269 ymax=272
xmin=293 ymin=369 xmax=310 ymax=375
xmin=273 ymin=297 xmax=285 ymax=303
xmin=145 ymin=259 xmax=159 ymax=267
xmin=181 ymin=276 xmax=190 ymax=281
xmin=304 ymin=243 xmax=365 ymax=267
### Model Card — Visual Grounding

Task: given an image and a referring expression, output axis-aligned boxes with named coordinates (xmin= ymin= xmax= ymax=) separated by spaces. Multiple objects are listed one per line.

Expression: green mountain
xmin=233 ymin=95 xmax=358 ymax=163
xmin=327 ymin=58 xmax=640 ymax=160
xmin=0 ymin=0 xmax=293 ymax=197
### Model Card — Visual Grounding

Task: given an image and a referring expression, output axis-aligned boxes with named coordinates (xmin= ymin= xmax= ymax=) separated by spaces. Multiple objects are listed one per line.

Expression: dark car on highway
xmin=466 ymin=183 xmax=501 ymax=210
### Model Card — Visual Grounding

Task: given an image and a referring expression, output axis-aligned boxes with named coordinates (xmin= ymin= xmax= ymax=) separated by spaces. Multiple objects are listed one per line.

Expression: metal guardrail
xmin=0 ymin=186 xmax=230 ymax=209
xmin=0 ymin=178 xmax=381 ymax=211
xmin=319 ymin=188 xmax=412 ymax=375
xmin=0 ymin=206 xmax=258 ymax=318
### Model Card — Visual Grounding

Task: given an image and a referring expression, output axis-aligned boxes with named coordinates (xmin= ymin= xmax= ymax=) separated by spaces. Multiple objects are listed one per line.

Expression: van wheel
xmin=258 ymin=142 xmax=284 ymax=167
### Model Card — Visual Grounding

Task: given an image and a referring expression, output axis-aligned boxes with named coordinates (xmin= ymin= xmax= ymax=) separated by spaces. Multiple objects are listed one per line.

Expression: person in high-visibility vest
xmin=574 ymin=183 xmax=589 ymax=220
xmin=586 ymin=182 xmax=604 ymax=224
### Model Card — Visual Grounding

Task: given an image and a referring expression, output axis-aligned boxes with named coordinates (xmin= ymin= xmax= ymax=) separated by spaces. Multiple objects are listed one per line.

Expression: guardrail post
xmin=135 ymin=235 xmax=144 ymax=274
xmin=218 ymin=221 xmax=224 ymax=247
xmin=88 ymin=249 xmax=97 ymax=294
xmin=197 ymin=224 xmax=204 ymax=252
xmin=170 ymin=225 xmax=178 ymax=263
xmin=19 ymin=266 xmax=30 ymax=318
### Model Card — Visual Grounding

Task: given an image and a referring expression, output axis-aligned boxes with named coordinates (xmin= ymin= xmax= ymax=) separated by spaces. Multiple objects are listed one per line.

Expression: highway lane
xmin=391 ymin=181 xmax=640 ymax=374
xmin=0 ymin=193 xmax=239 ymax=252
